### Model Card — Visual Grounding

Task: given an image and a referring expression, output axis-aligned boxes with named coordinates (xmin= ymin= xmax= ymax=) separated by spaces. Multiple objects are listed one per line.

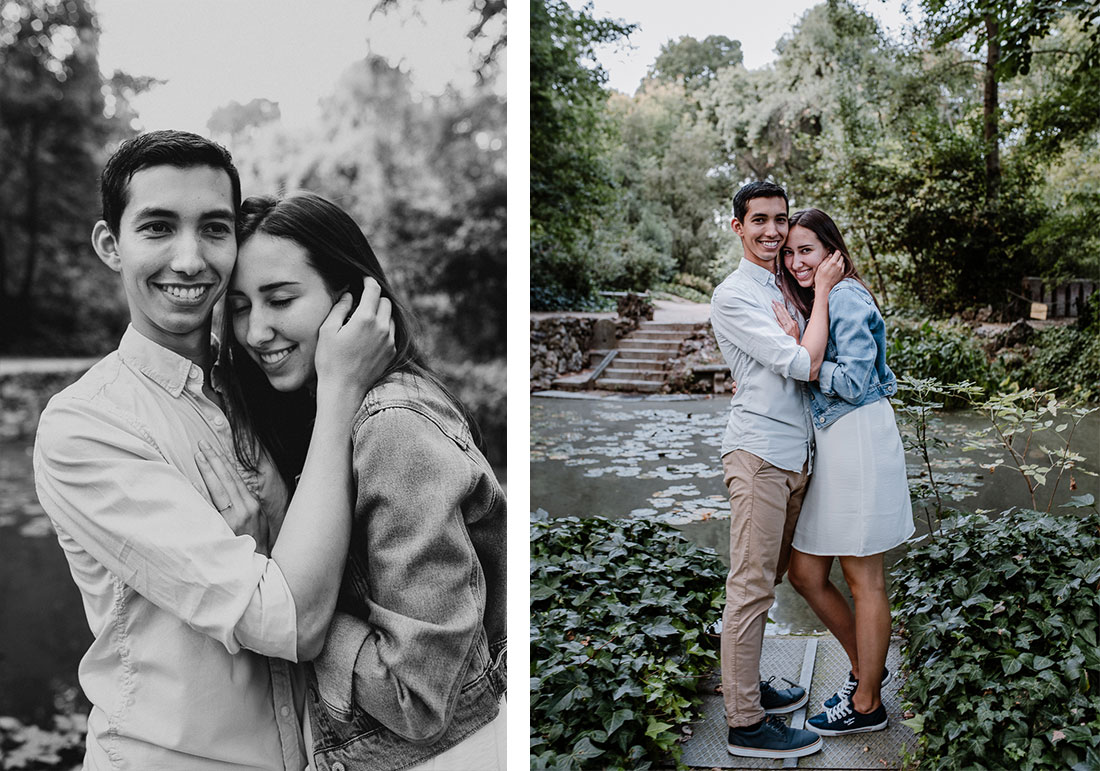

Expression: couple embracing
xmin=711 ymin=181 xmax=914 ymax=759
xmin=33 ymin=130 xmax=506 ymax=770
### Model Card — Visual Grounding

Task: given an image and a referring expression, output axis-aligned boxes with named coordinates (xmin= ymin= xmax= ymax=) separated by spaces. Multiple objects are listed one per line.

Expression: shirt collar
xmin=118 ymin=325 xmax=202 ymax=398
xmin=738 ymin=258 xmax=779 ymax=288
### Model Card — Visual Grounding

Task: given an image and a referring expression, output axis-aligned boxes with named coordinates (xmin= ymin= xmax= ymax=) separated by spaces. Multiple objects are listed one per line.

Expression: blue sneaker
xmin=760 ymin=676 xmax=808 ymax=714
xmin=727 ymin=715 xmax=823 ymax=759
xmin=808 ymin=696 xmax=888 ymax=736
xmin=823 ymin=667 xmax=892 ymax=709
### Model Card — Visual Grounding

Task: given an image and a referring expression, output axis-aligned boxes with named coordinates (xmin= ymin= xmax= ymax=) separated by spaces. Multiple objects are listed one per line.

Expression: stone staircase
xmin=593 ymin=321 xmax=697 ymax=393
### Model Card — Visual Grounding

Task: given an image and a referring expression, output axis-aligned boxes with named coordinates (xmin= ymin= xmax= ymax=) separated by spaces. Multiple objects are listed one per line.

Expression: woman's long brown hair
xmin=218 ymin=191 xmax=474 ymax=487
xmin=776 ymin=208 xmax=878 ymax=319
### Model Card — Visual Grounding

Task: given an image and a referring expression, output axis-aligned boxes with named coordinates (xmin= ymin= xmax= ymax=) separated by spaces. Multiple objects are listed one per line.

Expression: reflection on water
xmin=531 ymin=394 xmax=1099 ymax=635
xmin=0 ymin=439 xmax=92 ymax=726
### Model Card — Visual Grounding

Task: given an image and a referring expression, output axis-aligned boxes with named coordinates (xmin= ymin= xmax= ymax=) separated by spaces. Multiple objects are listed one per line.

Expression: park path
xmin=530 ymin=297 xmax=711 ymax=324
xmin=0 ymin=357 xmax=100 ymax=376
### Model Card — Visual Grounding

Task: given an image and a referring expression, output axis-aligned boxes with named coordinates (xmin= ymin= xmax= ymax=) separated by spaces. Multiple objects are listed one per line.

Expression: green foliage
xmin=530 ymin=0 xmax=635 ymax=301
xmin=887 ymin=319 xmax=995 ymax=395
xmin=530 ymin=512 xmax=724 ymax=770
xmin=647 ymin=35 xmax=742 ymax=91
xmin=964 ymin=389 xmax=1097 ymax=512
xmin=0 ymin=0 xmax=146 ymax=355
xmin=892 ymin=506 xmax=1100 ymax=770
xmin=1000 ymin=323 xmax=1100 ymax=403
xmin=892 ymin=376 xmax=984 ymax=525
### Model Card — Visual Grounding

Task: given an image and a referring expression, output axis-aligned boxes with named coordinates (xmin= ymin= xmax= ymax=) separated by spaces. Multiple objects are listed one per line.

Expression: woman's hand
xmin=814 ymin=251 xmax=846 ymax=294
xmin=314 ymin=276 xmax=397 ymax=406
xmin=773 ymin=300 xmax=800 ymax=341
xmin=196 ymin=440 xmax=269 ymax=554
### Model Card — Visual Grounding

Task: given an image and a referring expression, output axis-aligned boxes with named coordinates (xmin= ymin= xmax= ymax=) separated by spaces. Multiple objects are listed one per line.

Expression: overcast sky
xmin=564 ymin=0 xmax=917 ymax=95
xmin=95 ymin=0 xmax=502 ymax=134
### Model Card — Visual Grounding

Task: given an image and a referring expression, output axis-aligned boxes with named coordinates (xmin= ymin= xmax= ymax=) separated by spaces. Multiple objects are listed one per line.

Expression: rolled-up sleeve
xmin=34 ymin=397 xmax=298 ymax=660
xmin=712 ymin=284 xmax=811 ymax=381
xmin=818 ymin=287 xmax=878 ymax=403
xmin=313 ymin=407 xmax=482 ymax=744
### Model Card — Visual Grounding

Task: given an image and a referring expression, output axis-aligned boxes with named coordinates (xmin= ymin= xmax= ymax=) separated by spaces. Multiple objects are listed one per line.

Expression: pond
xmin=0 ymin=437 xmax=92 ymax=727
xmin=530 ymin=393 xmax=1099 ymax=635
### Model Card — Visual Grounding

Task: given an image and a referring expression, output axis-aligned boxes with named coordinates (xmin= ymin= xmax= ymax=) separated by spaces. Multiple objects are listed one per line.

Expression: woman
xmin=201 ymin=192 xmax=506 ymax=770
xmin=773 ymin=208 xmax=913 ymax=736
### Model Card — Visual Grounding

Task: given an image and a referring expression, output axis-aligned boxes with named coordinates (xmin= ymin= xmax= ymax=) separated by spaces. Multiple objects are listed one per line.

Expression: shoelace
xmin=761 ymin=675 xmax=801 ymax=695
xmin=762 ymin=714 xmax=790 ymax=736
xmin=822 ymin=695 xmax=854 ymax=724
xmin=835 ymin=675 xmax=858 ymax=702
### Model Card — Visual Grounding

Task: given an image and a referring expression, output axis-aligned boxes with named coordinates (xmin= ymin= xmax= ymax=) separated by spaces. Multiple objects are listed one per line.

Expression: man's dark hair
xmin=732 ymin=181 xmax=788 ymax=223
xmin=99 ymin=130 xmax=241 ymax=235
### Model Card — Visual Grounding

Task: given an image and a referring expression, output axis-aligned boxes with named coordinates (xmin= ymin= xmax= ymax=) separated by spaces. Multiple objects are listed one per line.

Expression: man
xmin=33 ymin=130 xmax=388 ymax=768
xmin=710 ymin=181 xmax=841 ymax=759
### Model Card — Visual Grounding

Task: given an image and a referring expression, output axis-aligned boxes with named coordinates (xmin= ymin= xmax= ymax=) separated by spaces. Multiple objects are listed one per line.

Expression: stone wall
xmin=530 ymin=317 xmax=636 ymax=391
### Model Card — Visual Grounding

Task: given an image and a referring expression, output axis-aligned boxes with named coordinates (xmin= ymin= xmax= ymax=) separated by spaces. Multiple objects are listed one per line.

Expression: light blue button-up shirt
xmin=34 ymin=325 xmax=305 ymax=770
xmin=711 ymin=260 xmax=814 ymax=472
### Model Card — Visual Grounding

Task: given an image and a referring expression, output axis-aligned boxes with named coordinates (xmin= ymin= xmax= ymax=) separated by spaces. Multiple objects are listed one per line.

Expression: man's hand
xmin=196 ymin=440 xmax=269 ymax=554
xmin=814 ymin=251 xmax=846 ymax=294
xmin=772 ymin=300 xmax=800 ymax=341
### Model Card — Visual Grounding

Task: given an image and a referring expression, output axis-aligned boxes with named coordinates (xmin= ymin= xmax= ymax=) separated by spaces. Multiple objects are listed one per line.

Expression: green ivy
xmin=530 ymin=512 xmax=725 ymax=770
xmin=887 ymin=319 xmax=995 ymax=401
xmin=892 ymin=503 xmax=1100 ymax=770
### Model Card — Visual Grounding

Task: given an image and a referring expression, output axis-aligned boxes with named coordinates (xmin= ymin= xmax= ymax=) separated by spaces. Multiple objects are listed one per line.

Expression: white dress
xmin=793 ymin=396 xmax=914 ymax=556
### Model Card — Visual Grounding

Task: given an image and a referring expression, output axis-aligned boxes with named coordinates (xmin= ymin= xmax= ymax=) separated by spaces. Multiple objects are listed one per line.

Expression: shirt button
xmin=280 ymin=705 xmax=290 ymax=717
xmin=213 ymin=416 xmax=225 ymax=427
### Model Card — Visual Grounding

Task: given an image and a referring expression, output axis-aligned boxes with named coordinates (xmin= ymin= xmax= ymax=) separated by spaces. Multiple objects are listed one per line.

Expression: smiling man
xmin=32 ymin=130 xmax=383 ymax=769
xmin=709 ymin=181 xmax=840 ymax=760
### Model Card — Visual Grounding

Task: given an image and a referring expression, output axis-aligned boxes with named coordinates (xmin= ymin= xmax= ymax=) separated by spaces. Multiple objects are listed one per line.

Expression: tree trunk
xmin=983 ymin=13 xmax=1001 ymax=205
xmin=18 ymin=120 xmax=42 ymax=329
xmin=860 ymin=228 xmax=889 ymax=305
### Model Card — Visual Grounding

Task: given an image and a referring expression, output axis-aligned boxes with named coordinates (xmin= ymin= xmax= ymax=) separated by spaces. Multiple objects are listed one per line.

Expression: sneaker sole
xmin=808 ymin=719 xmax=889 ymax=737
xmin=763 ymin=691 xmax=809 ymax=714
xmin=727 ymin=735 xmax=823 ymax=759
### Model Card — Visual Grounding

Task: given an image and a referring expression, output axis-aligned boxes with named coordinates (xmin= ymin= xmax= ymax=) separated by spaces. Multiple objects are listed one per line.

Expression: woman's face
xmin=781 ymin=224 xmax=829 ymax=289
xmin=228 ymin=233 xmax=337 ymax=392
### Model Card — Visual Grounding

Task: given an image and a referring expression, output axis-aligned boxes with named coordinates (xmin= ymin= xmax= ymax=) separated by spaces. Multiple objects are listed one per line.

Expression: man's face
xmin=93 ymin=165 xmax=236 ymax=357
xmin=732 ymin=196 xmax=789 ymax=268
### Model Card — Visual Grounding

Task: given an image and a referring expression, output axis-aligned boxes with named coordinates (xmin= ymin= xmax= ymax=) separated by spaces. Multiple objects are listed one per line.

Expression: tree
xmin=0 ymin=0 xmax=145 ymax=354
xmin=917 ymin=0 xmax=1100 ymax=203
xmin=647 ymin=34 xmax=742 ymax=92
xmin=530 ymin=0 xmax=635 ymax=307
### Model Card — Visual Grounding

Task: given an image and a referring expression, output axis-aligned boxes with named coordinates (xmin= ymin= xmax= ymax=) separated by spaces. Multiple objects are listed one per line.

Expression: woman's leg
xmin=787 ymin=549 xmax=859 ymax=676
xmin=838 ymin=553 xmax=890 ymax=714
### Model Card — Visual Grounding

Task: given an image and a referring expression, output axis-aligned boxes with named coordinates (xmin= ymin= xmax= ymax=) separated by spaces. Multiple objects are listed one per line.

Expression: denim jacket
xmin=307 ymin=370 xmax=506 ymax=771
xmin=809 ymin=279 xmax=897 ymax=429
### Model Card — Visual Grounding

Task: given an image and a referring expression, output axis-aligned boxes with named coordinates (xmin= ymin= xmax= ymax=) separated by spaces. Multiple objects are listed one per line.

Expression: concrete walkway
xmin=530 ymin=298 xmax=711 ymax=326
xmin=0 ymin=357 xmax=100 ymax=376
xmin=683 ymin=635 xmax=914 ymax=770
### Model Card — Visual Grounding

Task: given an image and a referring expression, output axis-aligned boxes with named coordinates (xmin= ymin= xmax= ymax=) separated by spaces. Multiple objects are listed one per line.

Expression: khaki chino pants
xmin=720 ymin=449 xmax=810 ymax=728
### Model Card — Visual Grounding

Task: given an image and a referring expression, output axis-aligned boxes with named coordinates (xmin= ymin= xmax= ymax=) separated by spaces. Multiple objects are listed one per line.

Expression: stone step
xmin=602 ymin=367 xmax=668 ymax=381
xmin=616 ymin=348 xmax=675 ymax=361
xmin=613 ymin=357 xmax=669 ymax=370
xmin=638 ymin=321 xmax=700 ymax=333
xmin=594 ymin=378 xmax=664 ymax=393
xmin=618 ymin=339 xmax=680 ymax=352
xmin=629 ymin=330 xmax=685 ymax=341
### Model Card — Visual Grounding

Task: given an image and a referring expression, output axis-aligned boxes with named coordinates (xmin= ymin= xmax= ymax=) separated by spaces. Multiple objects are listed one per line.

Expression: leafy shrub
xmin=1000 ymin=324 xmax=1100 ymax=403
xmin=531 ymin=286 xmax=616 ymax=312
xmin=892 ymin=504 xmax=1100 ymax=770
xmin=652 ymin=283 xmax=711 ymax=304
xmin=886 ymin=319 xmax=995 ymax=401
xmin=530 ymin=512 xmax=724 ymax=770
